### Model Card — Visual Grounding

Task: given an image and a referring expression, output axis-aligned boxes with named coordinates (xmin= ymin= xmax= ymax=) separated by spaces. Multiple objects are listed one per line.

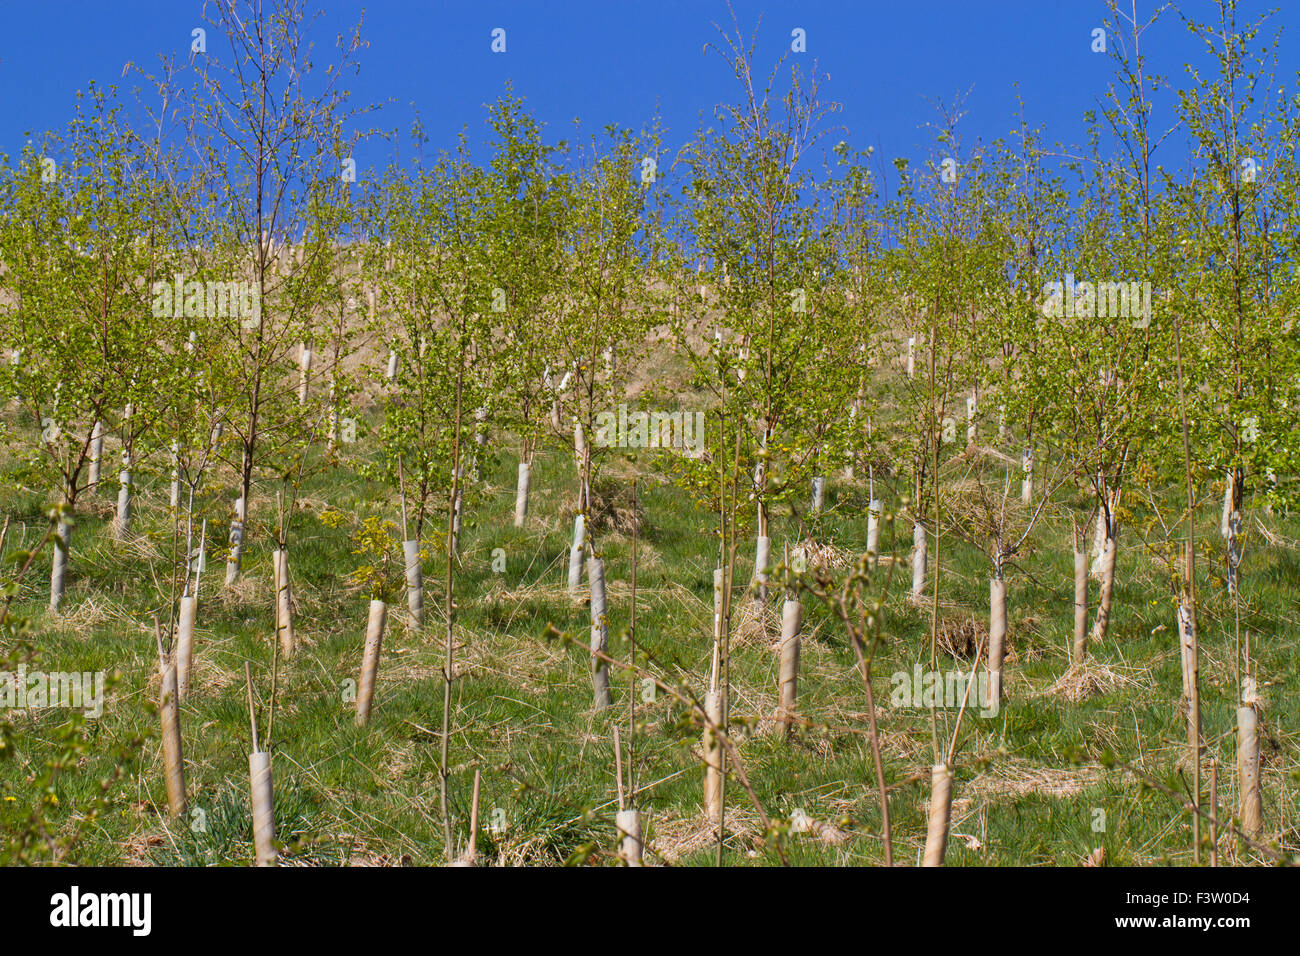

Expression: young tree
xmin=675 ymin=17 xmax=845 ymax=851
xmin=0 ymin=87 xmax=163 ymax=610
xmin=163 ymin=0 xmax=370 ymax=581
xmin=479 ymin=89 xmax=570 ymax=530
xmin=363 ymin=135 xmax=493 ymax=857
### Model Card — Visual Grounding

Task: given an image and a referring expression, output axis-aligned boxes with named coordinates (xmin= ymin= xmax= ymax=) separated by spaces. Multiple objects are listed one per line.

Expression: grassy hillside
xmin=1 ymin=390 xmax=1296 ymax=867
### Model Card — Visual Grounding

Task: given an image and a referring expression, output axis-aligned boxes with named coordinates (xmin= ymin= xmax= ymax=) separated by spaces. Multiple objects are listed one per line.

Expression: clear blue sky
xmin=0 ymin=1 xmax=1294 ymax=176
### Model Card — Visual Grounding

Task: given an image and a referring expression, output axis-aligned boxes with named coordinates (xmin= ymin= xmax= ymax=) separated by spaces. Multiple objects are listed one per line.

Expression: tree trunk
xmin=777 ymin=596 xmax=802 ymax=738
xmin=1178 ymin=599 xmax=1196 ymax=704
xmin=1091 ymin=485 xmax=1120 ymax=578
xmin=1090 ymin=507 xmax=1108 ymax=578
xmin=617 ymin=808 xmax=642 ymax=866
xmin=225 ymin=496 xmax=245 ymax=586
xmin=712 ymin=566 xmax=724 ymax=672
xmin=1020 ymin=448 xmax=1033 ymax=505
xmin=49 ymin=518 xmax=70 ymax=612
xmin=988 ymin=577 xmax=1007 ymax=708
xmin=922 ymin=762 xmax=953 ymax=866
xmin=1220 ymin=467 xmax=1235 ymax=539
xmin=1236 ymin=705 xmax=1262 ymax=840
xmin=403 ymin=538 xmax=423 ymax=628
xmin=573 ymin=423 xmax=587 ymax=512
xmin=589 ymin=556 xmax=611 ymax=708
xmin=1222 ymin=468 xmax=1243 ymax=595
xmin=451 ymin=487 xmax=463 ymax=555
xmin=703 ymin=689 xmax=722 ymax=824
xmin=1089 ymin=536 xmax=1117 ymax=644
xmin=866 ymin=498 xmax=881 ymax=569
xmin=567 ymin=514 xmax=586 ymax=596
xmin=248 ymin=750 xmax=277 ymax=866
xmin=355 ymin=598 xmax=387 ymax=726
xmin=298 ymin=345 xmax=311 ymax=404
xmin=115 ymin=459 xmax=132 ymax=540
xmin=87 ymin=421 xmax=104 ymax=493
xmin=513 ymin=460 xmax=531 ymax=528
xmin=754 ymin=534 xmax=771 ymax=605
xmin=273 ymin=548 xmax=294 ymax=659
xmin=1072 ymin=550 xmax=1088 ymax=665
xmin=1178 ymin=595 xmax=1202 ymax=795
xmin=911 ymin=521 xmax=927 ymax=598
xmin=177 ymin=595 xmax=197 ymax=700
xmin=159 ymin=655 xmax=186 ymax=818
xmin=169 ymin=441 xmax=181 ymax=510
xmin=327 ymin=381 xmax=340 ymax=457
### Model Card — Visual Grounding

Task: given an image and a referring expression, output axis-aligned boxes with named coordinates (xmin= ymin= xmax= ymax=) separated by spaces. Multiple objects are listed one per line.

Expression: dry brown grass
xmin=730 ymin=595 xmax=780 ymax=648
xmin=1041 ymin=660 xmax=1142 ymax=703
xmin=52 ymin=592 xmax=131 ymax=630
xmin=653 ymin=806 xmax=764 ymax=863
xmin=964 ymin=757 xmax=1109 ymax=801
xmin=935 ymin=615 xmax=991 ymax=661
xmin=798 ymin=539 xmax=858 ymax=572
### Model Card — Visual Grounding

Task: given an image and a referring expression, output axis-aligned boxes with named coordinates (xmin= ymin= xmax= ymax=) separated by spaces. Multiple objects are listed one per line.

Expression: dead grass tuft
xmin=936 ymin=616 xmax=991 ymax=662
xmin=965 ymin=758 xmax=1109 ymax=801
xmin=53 ymin=593 xmax=130 ymax=630
xmin=653 ymin=807 xmax=763 ymax=863
xmin=212 ymin=569 xmax=268 ymax=609
xmin=798 ymin=539 xmax=858 ymax=572
xmin=584 ymin=479 xmax=645 ymax=537
xmin=1041 ymin=660 xmax=1141 ymax=703
xmin=731 ymin=597 xmax=781 ymax=647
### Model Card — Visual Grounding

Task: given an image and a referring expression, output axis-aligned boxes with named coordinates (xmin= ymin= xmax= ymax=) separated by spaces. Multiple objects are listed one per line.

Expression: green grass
xmin=1 ymin=420 xmax=1297 ymax=866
